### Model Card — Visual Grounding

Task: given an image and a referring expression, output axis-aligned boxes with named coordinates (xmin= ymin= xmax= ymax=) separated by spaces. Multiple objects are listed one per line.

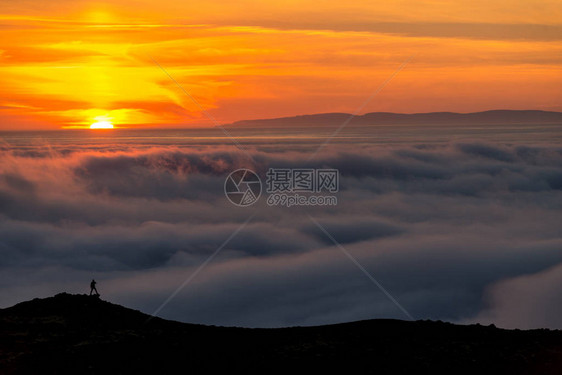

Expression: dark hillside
xmin=1 ymin=293 xmax=562 ymax=374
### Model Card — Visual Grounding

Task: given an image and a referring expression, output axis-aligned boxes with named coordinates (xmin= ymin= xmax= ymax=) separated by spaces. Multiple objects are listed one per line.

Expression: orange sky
xmin=1 ymin=0 xmax=561 ymax=129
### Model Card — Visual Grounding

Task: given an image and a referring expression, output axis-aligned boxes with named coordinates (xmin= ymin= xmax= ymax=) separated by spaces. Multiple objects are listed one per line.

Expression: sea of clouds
xmin=1 ymin=140 xmax=561 ymax=328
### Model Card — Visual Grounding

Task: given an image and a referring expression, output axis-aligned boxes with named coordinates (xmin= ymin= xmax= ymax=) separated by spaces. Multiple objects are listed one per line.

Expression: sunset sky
xmin=1 ymin=0 xmax=561 ymax=129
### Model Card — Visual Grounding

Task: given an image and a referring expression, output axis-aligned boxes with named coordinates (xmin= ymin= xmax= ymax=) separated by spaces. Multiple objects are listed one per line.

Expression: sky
xmin=1 ymin=0 xmax=562 ymax=129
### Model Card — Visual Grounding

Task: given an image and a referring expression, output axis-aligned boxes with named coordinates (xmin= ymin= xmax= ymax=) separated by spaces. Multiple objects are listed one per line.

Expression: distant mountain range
xmin=226 ymin=110 xmax=562 ymax=128
xmin=2 ymin=293 xmax=562 ymax=374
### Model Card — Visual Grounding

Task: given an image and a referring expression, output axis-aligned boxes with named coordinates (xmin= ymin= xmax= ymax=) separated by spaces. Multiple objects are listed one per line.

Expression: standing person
xmin=90 ymin=279 xmax=99 ymax=296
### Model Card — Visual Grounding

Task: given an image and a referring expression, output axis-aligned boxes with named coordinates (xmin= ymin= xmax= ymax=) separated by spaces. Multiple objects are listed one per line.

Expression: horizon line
xmin=1 ymin=108 xmax=561 ymax=131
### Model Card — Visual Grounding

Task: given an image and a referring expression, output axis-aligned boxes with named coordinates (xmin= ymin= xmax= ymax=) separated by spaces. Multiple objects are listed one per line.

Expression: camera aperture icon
xmin=224 ymin=169 xmax=262 ymax=206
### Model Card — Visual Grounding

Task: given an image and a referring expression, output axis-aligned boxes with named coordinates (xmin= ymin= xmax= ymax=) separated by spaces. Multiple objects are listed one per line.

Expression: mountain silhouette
xmin=2 ymin=293 xmax=562 ymax=374
xmin=226 ymin=110 xmax=562 ymax=128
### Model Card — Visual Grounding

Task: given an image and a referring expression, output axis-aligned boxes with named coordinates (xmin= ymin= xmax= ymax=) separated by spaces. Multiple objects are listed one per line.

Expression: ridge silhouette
xmin=2 ymin=293 xmax=562 ymax=374
xmin=226 ymin=109 xmax=562 ymax=128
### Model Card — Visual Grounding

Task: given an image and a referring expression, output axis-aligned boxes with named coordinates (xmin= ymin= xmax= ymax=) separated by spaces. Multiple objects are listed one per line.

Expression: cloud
xmin=301 ymin=217 xmax=405 ymax=245
xmin=467 ymin=261 xmax=562 ymax=329
xmin=0 ymin=141 xmax=561 ymax=327
xmin=3 ymin=3 xmax=562 ymax=130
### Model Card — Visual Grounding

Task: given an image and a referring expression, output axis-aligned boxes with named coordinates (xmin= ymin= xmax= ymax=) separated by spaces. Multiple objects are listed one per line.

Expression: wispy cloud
xmin=1 ymin=1 xmax=561 ymax=129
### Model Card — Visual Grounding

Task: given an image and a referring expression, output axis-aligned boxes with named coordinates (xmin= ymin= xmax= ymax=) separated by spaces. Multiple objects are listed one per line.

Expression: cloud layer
xmin=1 ymin=139 xmax=561 ymax=328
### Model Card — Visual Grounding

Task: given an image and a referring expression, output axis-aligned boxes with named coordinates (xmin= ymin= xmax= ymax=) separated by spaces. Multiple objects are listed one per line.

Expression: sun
xmin=90 ymin=120 xmax=114 ymax=129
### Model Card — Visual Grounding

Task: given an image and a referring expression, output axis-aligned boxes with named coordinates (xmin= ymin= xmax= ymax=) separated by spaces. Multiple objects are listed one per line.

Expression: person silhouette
xmin=90 ymin=279 xmax=99 ymax=296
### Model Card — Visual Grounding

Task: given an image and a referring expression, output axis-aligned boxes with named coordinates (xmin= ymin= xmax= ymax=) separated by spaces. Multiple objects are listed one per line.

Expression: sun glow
xmin=1 ymin=1 xmax=561 ymax=131
xmin=90 ymin=120 xmax=114 ymax=129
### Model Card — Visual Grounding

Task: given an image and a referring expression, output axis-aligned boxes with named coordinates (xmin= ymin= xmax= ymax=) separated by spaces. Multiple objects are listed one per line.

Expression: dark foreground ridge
xmin=2 ymin=294 xmax=562 ymax=374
